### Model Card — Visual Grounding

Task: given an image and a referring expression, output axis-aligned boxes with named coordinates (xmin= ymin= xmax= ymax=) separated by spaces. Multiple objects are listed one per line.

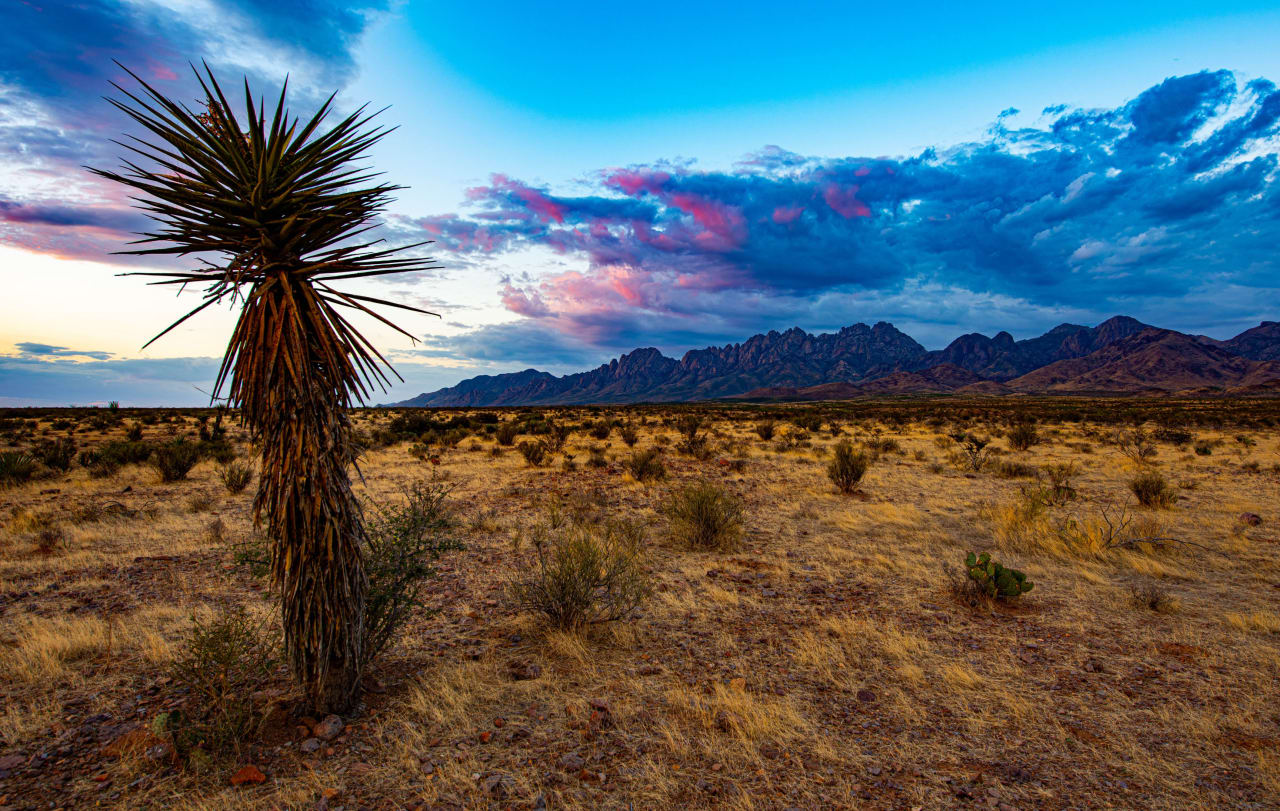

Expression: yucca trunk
xmin=233 ymin=275 xmax=366 ymax=713
xmin=95 ymin=65 xmax=439 ymax=714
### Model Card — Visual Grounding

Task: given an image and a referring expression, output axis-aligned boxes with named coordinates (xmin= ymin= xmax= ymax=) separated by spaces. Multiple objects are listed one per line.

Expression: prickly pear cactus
xmin=965 ymin=551 xmax=1034 ymax=599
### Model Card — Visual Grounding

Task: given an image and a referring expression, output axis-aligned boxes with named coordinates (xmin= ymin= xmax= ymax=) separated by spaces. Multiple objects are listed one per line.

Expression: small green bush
xmin=622 ymin=448 xmax=666 ymax=481
xmin=362 ymin=480 xmax=461 ymax=665
xmin=1006 ymin=422 xmax=1039 ymax=451
xmin=754 ymin=421 xmax=776 ymax=441
xmin=0 ymin=451 xmax=39 ymax=487
xmin=619 ymin=425 xmax=639 ymax=447
xmin=151 ymin=438 xmax=201 ymax=481
xmin=167 ymin=605 xmax=278 ymax=759
xmin=495 ymin=423 xmax=519 ymax=446
xmin=509 ymin=518 xmax=650 ymax=631
xmin=965 ymin=552 xmax=1033 ymax=600
xmin=1129 ymin=471 xmax=1175 ymax=508
xmin=33 ymin=437 xmax=76 ymax=472
xmin=665 ymin=481 xmax=744 ymax=551
xmin=217 ymin=460 xmax=254 ymax=494
xmin=517 ymin=440 xmax=548 ymax=467
xmin=827 ymin=441 xmax=870 ymax=494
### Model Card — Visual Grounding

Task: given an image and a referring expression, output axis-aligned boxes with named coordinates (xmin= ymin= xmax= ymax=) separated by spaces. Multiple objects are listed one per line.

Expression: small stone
xmin=637 ymin=665 xmax=663 ymax=676
xmin=558 ymin=752 xmax=586 ymax=771
xmin=313 ymin=715 xmax=344 ymax=741
xmin=300 ymin=738 xmax=323 ymax=754
xmin=856 ymin=688 xmax=876 ymax=703
xmin=0 ymin=755 xmax=25 ymax=770
xmin=509 ymin=660 xmax=543 ymax=681
xmin=1240 ymin=512 xmax=1262 ymax=526
xmin=481 ymin=773 xmax=516 ymax=798
xmin=230 ymin=765 xmax=267 ymax=786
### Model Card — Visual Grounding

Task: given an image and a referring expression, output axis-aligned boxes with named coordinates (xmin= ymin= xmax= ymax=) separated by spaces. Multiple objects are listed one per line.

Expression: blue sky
xmin=3 ymin=0 xmax=1280 ymax=404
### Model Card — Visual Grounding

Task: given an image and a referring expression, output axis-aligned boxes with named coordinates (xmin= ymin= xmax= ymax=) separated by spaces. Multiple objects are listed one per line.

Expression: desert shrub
xmin=586 ymin=446 xmax=608 ymax=468
xmin=1006 ymin=422 xmax=1039 ymax=452
xmin=33 ymin=526 xmax=66 ymax=556
xmin=509 ymin=518 xmax=650 ymax=631
xmin=589 ymin=422 xmax=611 ymax=440
xmin=674 ymin=416 xmax=710 ymax=458
xmin=126 ymin=422 xmax=145 ymax=442
xmin=200 ymin=438 xmax=237 ymax=465
xmin=33 ymin=437 xmax=76 ymax=472
xmin=166 ymin=605 xmax=279 ymax=759
xmin=950 ymin=432 xmax=991 ymax=472
xmin=665 ymin=481 xmax=744 ymax=551
xmin=991 ymin=459 xmax=1037 ymax=479
xmin=619 ymin=425 xmax=638 ymax=447
xmin=218 ymin=460 xmax=254 ymax=494
xmin=1154 ymin=427 xmax=1191 ymax=447
xmin=964 ymin=552 xmax=1033 ymax=599
xmin=151 ymin=438 xmax=201 ymax=482
xmin=792 ymin=414 xmax=822 ymax=432
xmin=495 ymin=423 xmax=519 ymax=446
xmin=1193 ymin=441 xmax=1213 ymax=456
xmin=754 ymin=421 xmax=776 ymax=441
xmin=81 ymin=439 xmax=153 ymax=478
xmin=0 ymin=451 xmax=39 ymax=487
xmin=827 ymin=441 xmax=870 ymax=494
xmin=1115 ymin=427 xmax=1158 ymax=467
xmin=1130 ymin=584 xmax=1180 ymax=614
xmin=1129 ymin=472 xmax=1175 ymax=508
xmin=622 ymin=448 xmax=666 ymax=481
xmin=775 ymin=427 xmax=810 ymax=452
xmin=517 ymin=440 xmax=548 ymax=467
xmin=1039 ymin=462 xmax=1078 ymax=505
xmin=544 ymin=422 xmax=572 ymax=453
xmin=362 ymin=480 xmax=461 ymax=665
xmin=187 ymin=493 xmax=215 ymax=513
xmin=867 ymin=436 xmax=900 ymax=455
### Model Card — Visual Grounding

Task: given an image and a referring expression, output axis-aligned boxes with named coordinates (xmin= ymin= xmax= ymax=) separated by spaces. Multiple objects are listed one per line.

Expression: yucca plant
xmin=93 ymin=64 xmax=438 ymax=713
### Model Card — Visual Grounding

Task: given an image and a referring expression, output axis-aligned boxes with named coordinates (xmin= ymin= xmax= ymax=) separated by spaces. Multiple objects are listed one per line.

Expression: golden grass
xmin=0 ymin=409 xmax=1278 ymax=809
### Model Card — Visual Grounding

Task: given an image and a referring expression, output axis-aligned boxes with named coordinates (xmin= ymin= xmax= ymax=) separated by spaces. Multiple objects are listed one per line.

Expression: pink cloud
xmin=604 ymin=169 xmax=672 ymax=196
xmin=772 ymin=205 xmax=804 ymax=224
xmin=667 ymin=193 xmax=746 ymax=243
xmin=822 ymin=183 xmax=871 ymax=219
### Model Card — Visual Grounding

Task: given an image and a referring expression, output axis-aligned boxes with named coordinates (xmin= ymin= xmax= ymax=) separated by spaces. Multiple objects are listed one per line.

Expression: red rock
xmin=230 ymin=765 xmax=266 ymax=786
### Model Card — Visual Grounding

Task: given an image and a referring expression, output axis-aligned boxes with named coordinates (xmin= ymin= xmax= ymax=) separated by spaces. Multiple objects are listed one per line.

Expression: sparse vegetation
xmin=621 ymin=447 xmax=666 ymax=481
xmin=827 ymin=440 xmax=870 ymax=493
xmin=1129 ymin=471 xmax=1176 ymax=508
xmin=3 ymin=399 xmax=1279 ymax=809
xmin=217 ymin=460 xmax=254 ymax=494
xmin=664 ymin=481 xmax=744 ymax=551
xmin=509 ymin=517 xmax=649 ymax=631
xmin=149 ymin=437 xmax=201 ymax=482
xmin=964 ymin=551 xmax=1034 ymax=599
xmin=167 ymin=605 xmax=279 ymax=760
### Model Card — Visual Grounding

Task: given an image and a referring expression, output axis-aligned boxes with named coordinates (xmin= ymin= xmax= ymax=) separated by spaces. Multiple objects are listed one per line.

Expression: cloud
xmin=0 ymin=353 xmax=224 ymax=407
xmin=0 ymin=0 xmax=392 ymax=261
xmin=395 ymin=70 xmax=1280 ymax=355
xmin=13 ymin=343 xmax=115 ymax=361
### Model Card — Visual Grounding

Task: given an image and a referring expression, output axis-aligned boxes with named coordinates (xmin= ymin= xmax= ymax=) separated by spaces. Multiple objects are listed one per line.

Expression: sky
xmin=3 ymin=0 xmax=1280 ymax=405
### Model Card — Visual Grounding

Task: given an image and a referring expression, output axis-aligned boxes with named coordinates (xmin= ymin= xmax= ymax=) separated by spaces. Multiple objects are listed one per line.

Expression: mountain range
xmin=390 ymin=317 xmax=1280 ymax=406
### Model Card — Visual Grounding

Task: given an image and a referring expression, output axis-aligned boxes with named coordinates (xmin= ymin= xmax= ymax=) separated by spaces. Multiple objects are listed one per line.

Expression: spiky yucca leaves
xmin=92 ymin=64 xmax=438 ymax=713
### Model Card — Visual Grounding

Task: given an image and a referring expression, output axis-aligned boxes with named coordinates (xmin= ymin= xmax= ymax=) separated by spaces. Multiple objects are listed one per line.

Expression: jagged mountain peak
xmin=388 ymin=315 xmax=1280 ymax=406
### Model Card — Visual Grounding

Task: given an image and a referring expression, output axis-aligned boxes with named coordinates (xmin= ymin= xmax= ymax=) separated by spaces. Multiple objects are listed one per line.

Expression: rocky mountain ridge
xmin=391 ymin=316 xmax=1280 ymax=406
